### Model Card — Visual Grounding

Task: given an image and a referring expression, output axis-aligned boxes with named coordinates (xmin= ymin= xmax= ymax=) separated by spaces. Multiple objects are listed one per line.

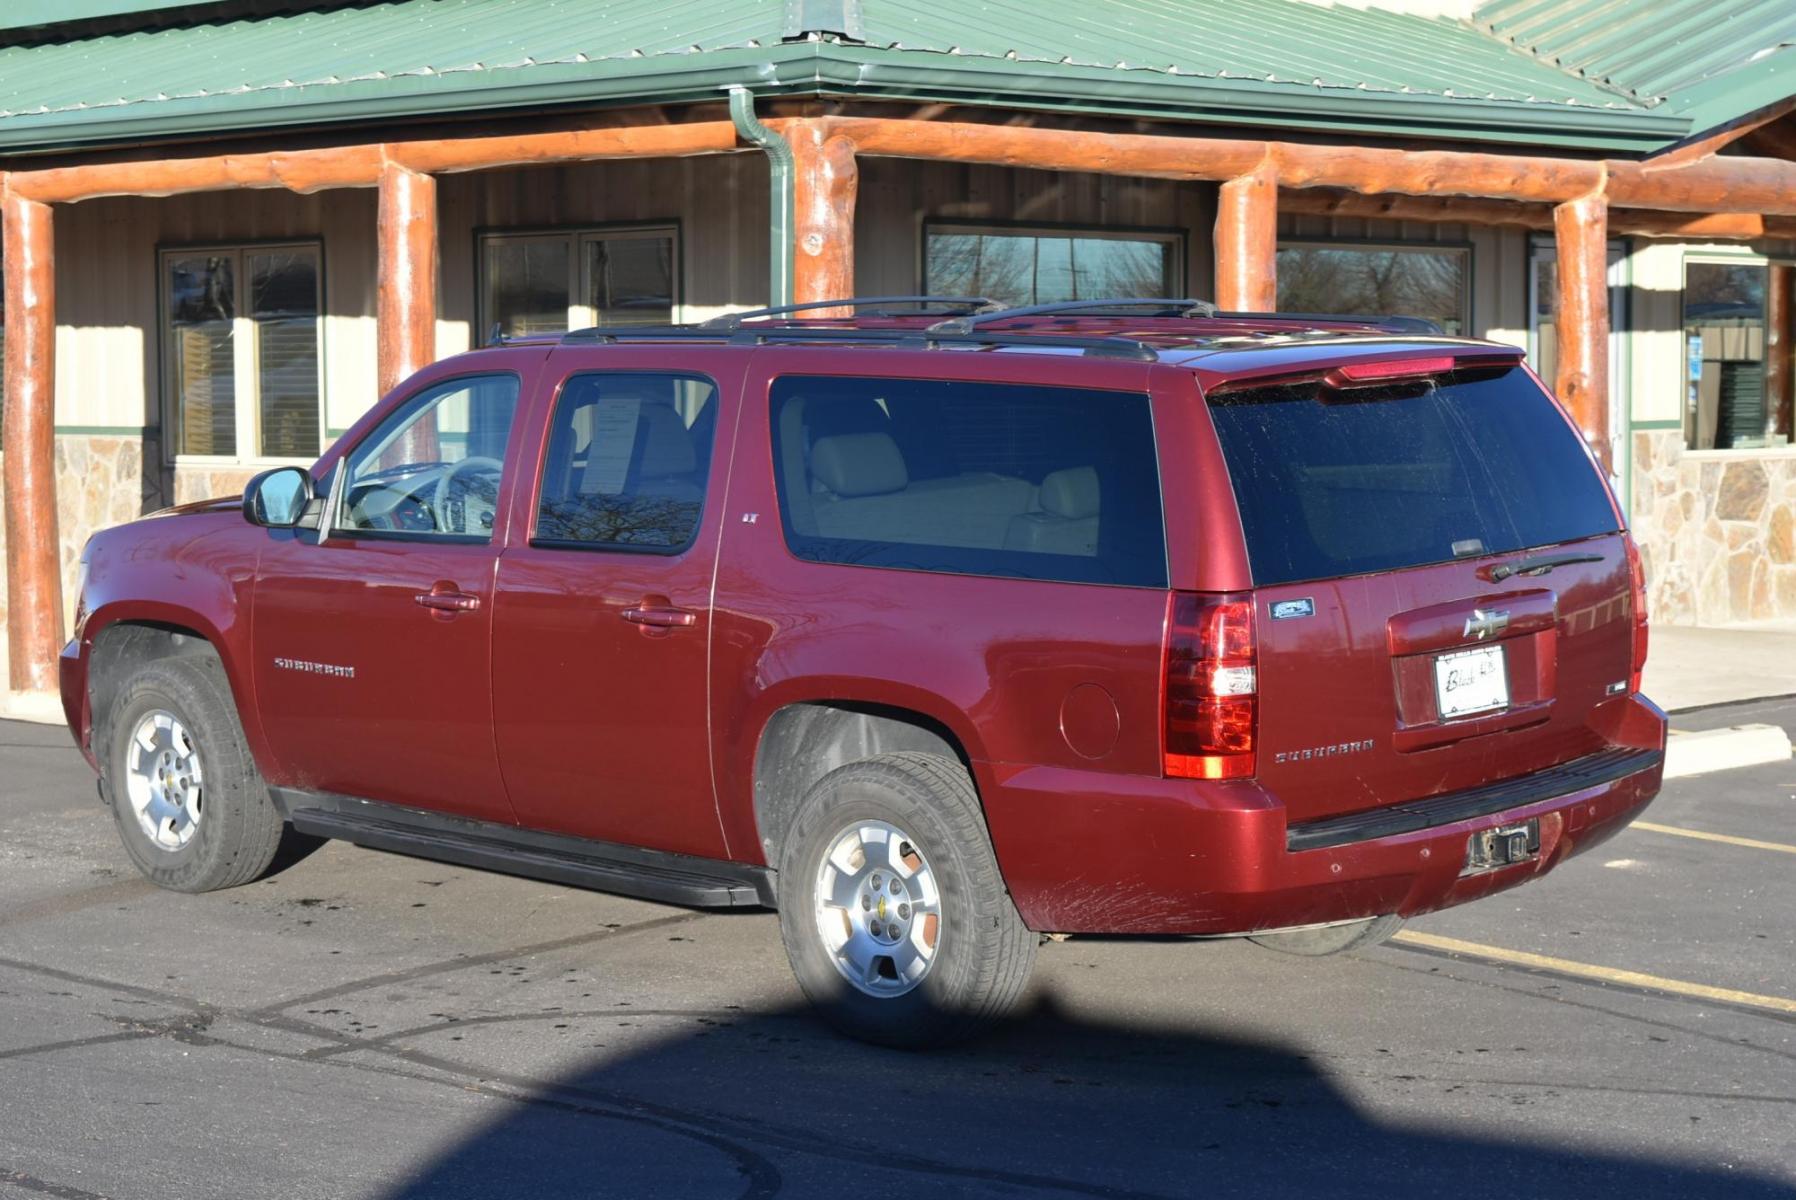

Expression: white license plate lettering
xmin=1434 ymin=644 xmax=1509 ymax=719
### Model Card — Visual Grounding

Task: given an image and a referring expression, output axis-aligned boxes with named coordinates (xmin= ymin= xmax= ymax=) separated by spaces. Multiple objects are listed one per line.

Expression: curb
xmin=0 ymin=691 xmax=63 ymax=727
xmin=1663 ymin=724 xmax=1793 ymax=780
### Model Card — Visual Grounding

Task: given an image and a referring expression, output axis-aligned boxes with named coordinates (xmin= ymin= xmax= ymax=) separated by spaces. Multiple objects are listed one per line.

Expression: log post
xmin=1552 ymin=191 xmax=1612 ymax=474
xmin=376 ymin=162 xmax=438 ymax=398
xmin=2 ymin=192 xmax=63 ymax=693
xmin=1767 ymin=264 xmax=1793 ymax=442
xmin=1215 ymin=160 xmax=1278 ymax=311
xmin=790 ymin=120 xmax=858 ymax=314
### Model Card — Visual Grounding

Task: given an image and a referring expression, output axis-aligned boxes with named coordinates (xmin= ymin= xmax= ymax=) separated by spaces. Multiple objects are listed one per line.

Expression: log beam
xmin=1278 ymin=188 xmax=1796 ymax=240
xmin=1553 ymin=191 xmax=1612 ymax=474
xmin=8 ymin=120 xmax=742 ymax=205
xmin=2 ymin=193 xmax=63 ymax=692
xmin=787 ymin=120 xmax=859 ymax=312
xmin=829 ymin=115 xmax=1796 ymax=216
xmin=1215 ymin=160 xmax=1278 ymax=310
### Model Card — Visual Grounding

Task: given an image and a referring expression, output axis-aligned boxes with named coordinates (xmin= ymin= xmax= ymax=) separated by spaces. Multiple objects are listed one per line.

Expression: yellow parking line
xmin=1392 ymin=931 xmax=1796 ymax=1017
xmin=1630 ymin=821 xmax=1796 ymax=856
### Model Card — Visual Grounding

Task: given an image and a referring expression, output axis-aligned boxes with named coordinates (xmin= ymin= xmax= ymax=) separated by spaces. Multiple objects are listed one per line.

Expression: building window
xmin=162 ymin=243 xmax=322 ymax=461
xmin=479 ymin=226 xmax=678 ymax=339
xmin=1683 ymin=258 xmax=1793 ymax=450
xmin=923 ymin=222 xmax=1182 ymax=309
xmin=1276 ymin=242 xmax=1470 ymax=334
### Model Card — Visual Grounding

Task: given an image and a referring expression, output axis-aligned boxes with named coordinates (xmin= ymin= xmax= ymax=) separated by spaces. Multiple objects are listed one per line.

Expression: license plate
xmin=1434 ymin=644 xmax=1508 ymax=719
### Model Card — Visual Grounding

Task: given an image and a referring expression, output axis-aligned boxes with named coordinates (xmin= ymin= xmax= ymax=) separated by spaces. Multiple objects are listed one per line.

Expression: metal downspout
xmin=728 ymin=86 xmax=794 ymax=308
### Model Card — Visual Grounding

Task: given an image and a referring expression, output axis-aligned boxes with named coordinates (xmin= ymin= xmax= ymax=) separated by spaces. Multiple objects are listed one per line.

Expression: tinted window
xmin=1207 ymin=366 xmax=1619 ymax=586
xmin=534 ymin=372 xmax=716 ymax=552
xmin=770 ymin=376 xmax=1166 ymax=587
xmin=335 ymin=374 xmax=519 ymax=541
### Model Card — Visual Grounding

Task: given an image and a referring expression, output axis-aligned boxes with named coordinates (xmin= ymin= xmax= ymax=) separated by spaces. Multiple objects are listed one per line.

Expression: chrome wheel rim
xmin=813 ymin=819 xmax=942 ymax=997
xmin=124 ymin=710 xmax=204 ymax=851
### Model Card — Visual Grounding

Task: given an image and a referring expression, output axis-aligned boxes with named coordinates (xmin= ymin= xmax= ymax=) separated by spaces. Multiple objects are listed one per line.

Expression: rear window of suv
xmin=1206 ymin=364 xmax=1620 ymax=587
xmin=770 ymin=375 xmax=1167 ymax=587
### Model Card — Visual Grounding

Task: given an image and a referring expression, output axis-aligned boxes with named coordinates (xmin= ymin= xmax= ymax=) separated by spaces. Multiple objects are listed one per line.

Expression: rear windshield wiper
xmin=1485 ymin=551 xmax=1606 ymax=582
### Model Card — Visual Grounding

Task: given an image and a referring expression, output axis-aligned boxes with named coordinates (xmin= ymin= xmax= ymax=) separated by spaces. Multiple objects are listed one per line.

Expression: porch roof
xmin=1476 ymin=0 xmax=1796 ymax=134
xmin=0 ymin=0 xmax=1770 ymax=158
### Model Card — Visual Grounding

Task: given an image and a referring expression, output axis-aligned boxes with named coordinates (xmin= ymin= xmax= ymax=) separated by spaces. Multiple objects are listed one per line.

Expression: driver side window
xmin=334 ymin=374 xmax=520 ymax=542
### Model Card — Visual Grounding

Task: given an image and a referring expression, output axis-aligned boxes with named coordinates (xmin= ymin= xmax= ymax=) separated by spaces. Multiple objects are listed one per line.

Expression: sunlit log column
xmin=790 ymin=120 xmax=858 ymax=313
xmin=1215 ymin=160 xmax=1278 ymax=311
xmin=2 ymin=193 xmax=63 ymax=692
xmin=1767 ymin=264 xmax=1794 ymax=442
xmin=377 ymin=162 xmax=438 ymax=397
xmin=1553 ymin=191 xmax=1612 ymax=474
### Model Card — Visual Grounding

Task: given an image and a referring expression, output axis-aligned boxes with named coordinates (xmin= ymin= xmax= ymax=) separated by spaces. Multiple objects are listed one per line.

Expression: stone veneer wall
xmin=1631 ymin=429 xmax=1796 ymax=625
xmin=0 ymin=435 xmax=170 ymax=681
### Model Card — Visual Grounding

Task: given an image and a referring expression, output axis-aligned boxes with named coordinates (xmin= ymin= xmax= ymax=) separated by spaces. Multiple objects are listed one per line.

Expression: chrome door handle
xmin=622 ymin=606 xmax=697 ymax=628
xmin=414 ymin=588 xmax=480 ymax=613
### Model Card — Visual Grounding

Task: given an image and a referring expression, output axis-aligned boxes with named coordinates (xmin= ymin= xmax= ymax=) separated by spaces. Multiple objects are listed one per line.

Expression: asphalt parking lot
xmin=2 ymin=704 xmax=1792 ymax=1200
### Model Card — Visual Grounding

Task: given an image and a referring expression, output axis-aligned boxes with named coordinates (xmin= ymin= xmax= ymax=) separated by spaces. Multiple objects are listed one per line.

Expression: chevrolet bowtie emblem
xmin=1464 ymin=608 xmax=1511 ymax=641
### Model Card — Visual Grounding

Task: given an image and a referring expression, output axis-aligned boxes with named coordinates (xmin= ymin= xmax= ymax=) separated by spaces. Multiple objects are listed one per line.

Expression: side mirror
xmin=243 ymin=467 xmax=316 ymax=529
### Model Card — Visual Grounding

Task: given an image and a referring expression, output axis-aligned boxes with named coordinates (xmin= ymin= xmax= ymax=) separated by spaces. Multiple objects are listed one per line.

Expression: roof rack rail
xmin=1212 ymin=310 xmax=1444 ymax=335
xmin=700 ymin=295 xmax=1003 ymax=332
xmin=927 ymin=297 xmax=1217 ymax=333
xmin=559 ymin=321 xmax=1157 ymax=361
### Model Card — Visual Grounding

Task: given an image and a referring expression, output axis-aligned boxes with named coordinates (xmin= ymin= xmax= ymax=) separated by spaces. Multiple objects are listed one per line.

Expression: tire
xmin=103 ymin=654 xmax=289 ymax=893
xmin=1247 ymin=914 xmax=1405 ymax=957
xmin=776 ymin=752 xmax=1037 ymax=1048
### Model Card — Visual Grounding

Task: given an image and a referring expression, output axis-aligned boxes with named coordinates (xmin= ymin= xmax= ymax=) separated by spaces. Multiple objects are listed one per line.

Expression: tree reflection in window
xmin=1277 ymin=244 xmax=1468 ymax=334
xmin=534 ymin=373 xmax=716 ymax=551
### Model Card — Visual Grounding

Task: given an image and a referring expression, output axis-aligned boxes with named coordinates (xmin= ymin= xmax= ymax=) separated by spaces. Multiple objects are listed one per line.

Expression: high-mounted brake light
xmin=1625 ymin=536 xmax=1649 ymax=695
xmin=1322 ymin=356 xmax=1457 ymax=389
xmin=1164 ymin=593 xmax=1257 ymax=780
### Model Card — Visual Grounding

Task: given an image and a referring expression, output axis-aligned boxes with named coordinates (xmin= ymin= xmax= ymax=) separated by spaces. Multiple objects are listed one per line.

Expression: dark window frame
xmin=1204 ymin=364 xmax=1621 ymax=588
xmin=326 ymin=370 xmax=521 ymax=547
xmin=1274 ymin=236 xmax=1473 ymax=335
xmin=1680 ymin=252 xmax=1791 ymax=452
xmin=156 ymin=237 xmax=327 ymax=466
xmin=768 ymin=373 xmax=1171 ymax=590
xmin=526 ymin=369 xmax=720 ymax=558
xmin=475 ymin=220 xmax=683 ymax=340
xmin=921 ymin=217 xmax=1187 ymax=307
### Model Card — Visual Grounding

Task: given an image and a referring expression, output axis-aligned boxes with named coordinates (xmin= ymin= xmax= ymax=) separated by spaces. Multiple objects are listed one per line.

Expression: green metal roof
xmin=1475 ymin=0 xmax=1796 ymax=130
xmin=0 ymin=1 xmax=212 ymax=32
xmin=857 ymin=0 xmax=1636 ymax=110
xmin=0 ymin=0 xmax=1766 ymax=158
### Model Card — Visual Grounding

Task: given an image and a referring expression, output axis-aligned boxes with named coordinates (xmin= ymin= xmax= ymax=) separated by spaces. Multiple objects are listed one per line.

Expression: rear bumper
xmin=982 ymin=694 xmax=1667 ymax=935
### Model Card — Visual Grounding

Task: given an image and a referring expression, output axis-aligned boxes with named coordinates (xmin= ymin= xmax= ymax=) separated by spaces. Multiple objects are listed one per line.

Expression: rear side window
xmin=533 ymin=372 xmax=717 ymax=552
xmin=1206 ymin=365 xmax=1619 ymax=586
xmin=770 ymin=375 xmax=1166 ymax=587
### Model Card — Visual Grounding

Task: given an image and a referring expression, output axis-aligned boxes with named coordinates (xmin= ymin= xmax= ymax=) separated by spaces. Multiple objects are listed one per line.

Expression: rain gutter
xmin=728 ymin=85 xmax=795 ymax=308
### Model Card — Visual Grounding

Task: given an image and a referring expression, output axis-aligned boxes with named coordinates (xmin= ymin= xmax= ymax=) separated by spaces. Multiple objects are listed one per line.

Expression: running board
xmin=271 ymin=789 xmax=776 ymax=910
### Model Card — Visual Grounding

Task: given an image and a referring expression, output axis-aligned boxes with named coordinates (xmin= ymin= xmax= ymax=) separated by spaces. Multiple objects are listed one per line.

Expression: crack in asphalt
xmin=0 ymin=931 xmax=1193 ymax=1200
xmin=244 ymin=909 xmax=708 ymax=1017
xmin=0 ymin=1168 xmax=116 ymax=1199
xmin=0 ymin=878 xmax=158 ymax=932
xmin=7 ymin=890 xmax=1796 ymax=1199
xmin=1374 ymin=945 xmax=1796 ymax=1062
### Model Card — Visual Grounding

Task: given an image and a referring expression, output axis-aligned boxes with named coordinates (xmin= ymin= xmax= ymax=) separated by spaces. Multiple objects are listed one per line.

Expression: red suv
xmin=60 ymin=297 xmax=1665 ymax=1046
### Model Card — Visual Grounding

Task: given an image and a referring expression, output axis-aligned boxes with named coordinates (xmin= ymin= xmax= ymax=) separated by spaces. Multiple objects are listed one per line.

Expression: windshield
xmin=1206 ymin=365 xmax=1619 ymax=587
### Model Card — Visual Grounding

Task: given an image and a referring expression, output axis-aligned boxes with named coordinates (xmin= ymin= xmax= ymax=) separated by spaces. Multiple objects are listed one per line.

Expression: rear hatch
xmin=1204 ymin=355 xmax=1635 ymax=825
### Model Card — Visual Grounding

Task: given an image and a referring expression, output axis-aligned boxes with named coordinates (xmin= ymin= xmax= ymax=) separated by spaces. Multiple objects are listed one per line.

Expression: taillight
xmin=1164 ymin=592 xmax=1257 ymax=780
xmin=1625 ymin=537 xmax=1649 ymax=694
